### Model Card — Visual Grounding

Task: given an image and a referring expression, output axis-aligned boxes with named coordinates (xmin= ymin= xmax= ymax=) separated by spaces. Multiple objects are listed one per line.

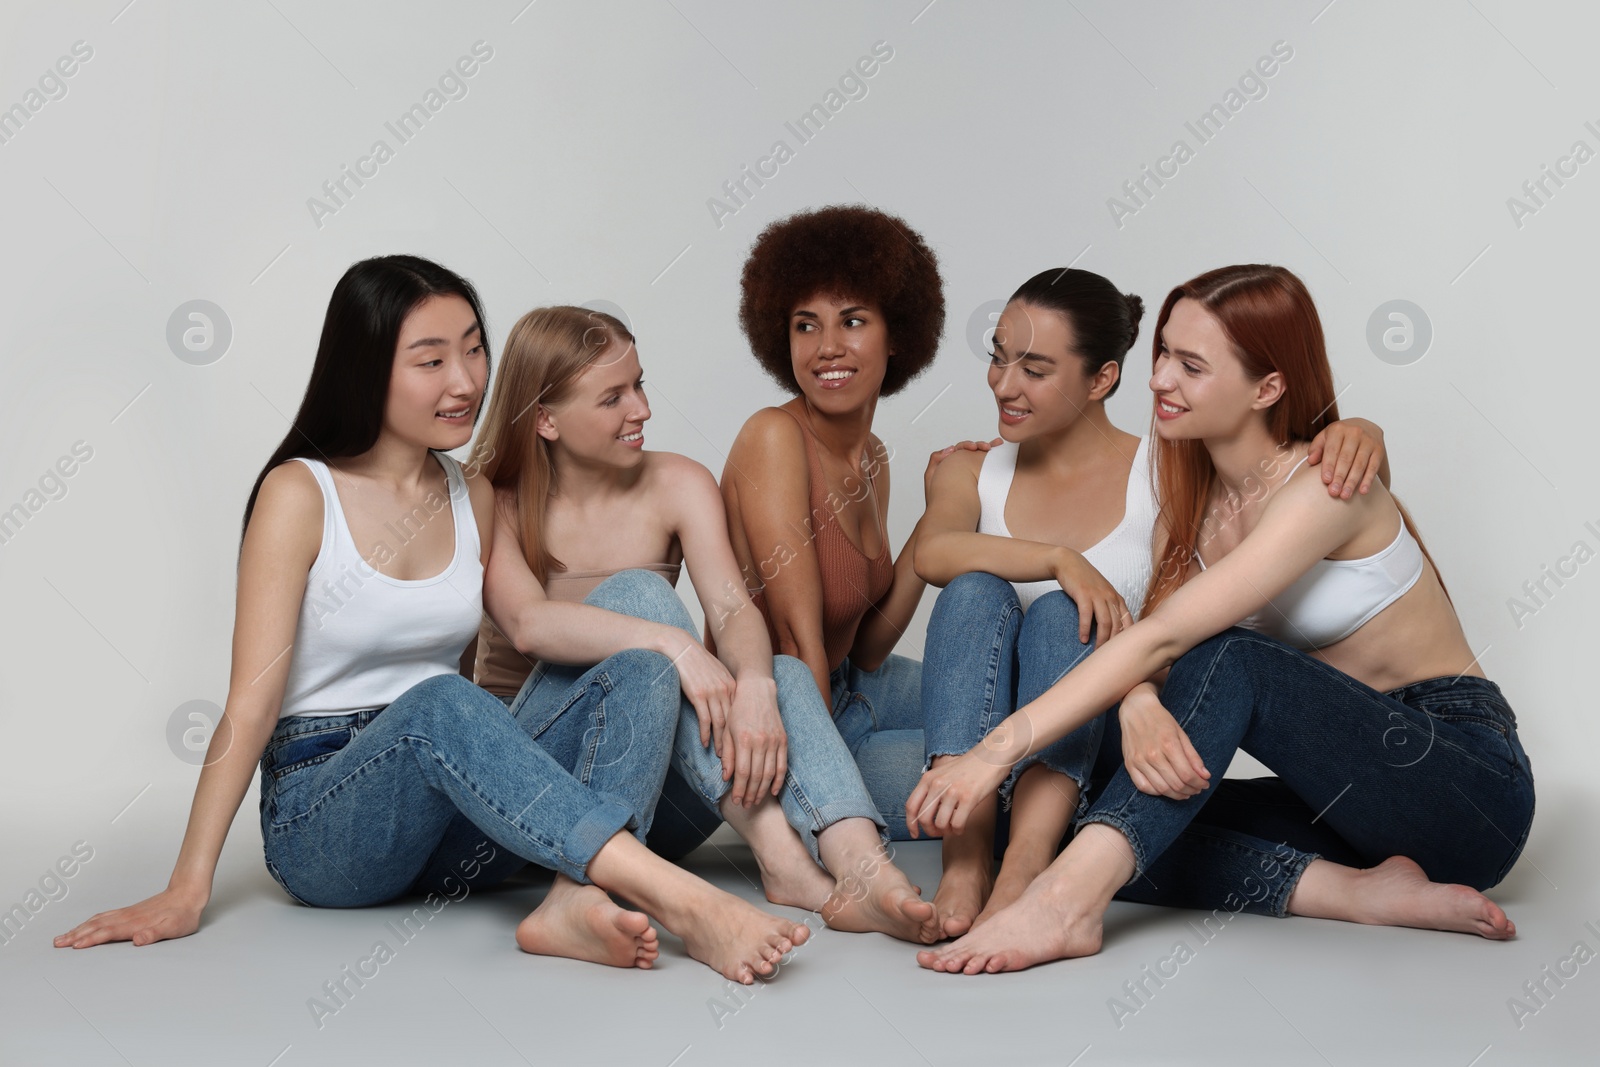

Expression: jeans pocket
xmin=264 ymin=725 xmax=352 ymax=782
xmin=1413 ymin=700 xmax=1522 ymax=778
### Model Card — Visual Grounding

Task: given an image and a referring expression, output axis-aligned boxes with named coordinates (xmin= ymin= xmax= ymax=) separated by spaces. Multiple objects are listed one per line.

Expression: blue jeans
xmin=509 ymin=570 xmax=885 ymax=862
xmin=922 ymin=573 xmax=1108 ymax=817
xmin=831 ymin=652 xmax=925 ymax=840
xmin=258 ymin=660 xmax=679 ymax=908
xmin=1080 ymin=627 xmax=1537 ymax=916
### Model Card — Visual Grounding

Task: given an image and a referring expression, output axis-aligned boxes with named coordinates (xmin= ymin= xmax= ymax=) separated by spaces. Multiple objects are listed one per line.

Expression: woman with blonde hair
xmin=471 ymin=304 xmax=939 ymax=943
xmin=56 ymin=256 xmax=810 ymax=985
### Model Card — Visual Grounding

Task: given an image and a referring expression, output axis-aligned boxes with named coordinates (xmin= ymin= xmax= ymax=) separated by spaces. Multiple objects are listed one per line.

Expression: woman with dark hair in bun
xmin=719 ymin=204 xmax=988 ymax=842
xmin=911 ymin=264 xmax=1532 ymax=973
xmin=913 ymin=268 xmax=1392 ymax=939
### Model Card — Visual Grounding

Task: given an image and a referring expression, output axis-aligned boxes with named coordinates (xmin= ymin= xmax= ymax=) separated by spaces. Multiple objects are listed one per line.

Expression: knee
xmin=930 ymin=572 xmax=1020 ymax=637
xmin=772 ymin=654 xmax=814 ymax=693
xmin=1023 ymin=589 xmax=1079 ymax=632
xmin=587 ymin=569 xmax=684 ymax=621
xmin=1165 ymin=628 xmax=1269 ymax=689
xmin=936 ymin=571 xmax=1016 ymax=615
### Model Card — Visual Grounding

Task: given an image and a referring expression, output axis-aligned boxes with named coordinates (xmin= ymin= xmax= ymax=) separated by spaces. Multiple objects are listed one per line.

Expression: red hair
xmin=1145 ymin=264 xmax=1442 ymax=616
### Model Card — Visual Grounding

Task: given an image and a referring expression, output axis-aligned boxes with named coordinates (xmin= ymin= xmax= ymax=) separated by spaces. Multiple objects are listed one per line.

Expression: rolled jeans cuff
xmin=1264 ymin=848 xmax=1319 ymax=918
xmin=1076 ymin=810 xmax=1151 ymax=881
xmin=1001 ymin=758 xmax=1092 ymax=825
xmin=797 ymin=798 xmax=889 ymax=861
xmin=557 ymin=797 xmax=635 ymax=884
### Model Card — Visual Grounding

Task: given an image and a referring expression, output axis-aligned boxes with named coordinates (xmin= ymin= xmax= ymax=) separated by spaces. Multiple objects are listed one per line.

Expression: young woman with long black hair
xmin=55 ymin=256 xmax=808 ymax=984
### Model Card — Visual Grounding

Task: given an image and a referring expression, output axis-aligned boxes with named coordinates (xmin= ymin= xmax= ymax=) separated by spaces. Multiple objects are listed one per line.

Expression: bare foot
xmin=671 ymin=890 xmax=811 ymax=984
xmin=516 ymin=877 xmax=659 ymax=969
xmin=917 ymin=875 xmax=1103 ymax=974
xmin=752 ymin=840 xmax=835 ymax=912
xmin=1304 ymin=856 xmax=1516 ymax=939
xmin=931 ymin=854 xmax=994 ymax=939
xmin=822 ymin=864 xmax=940 ymax=944
xmin=972 ymin=846 xmax=1051 ymax=930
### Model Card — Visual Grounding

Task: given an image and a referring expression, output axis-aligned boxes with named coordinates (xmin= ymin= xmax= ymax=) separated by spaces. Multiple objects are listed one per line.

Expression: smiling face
xmin=384 ymin=293 xmax=488 ymax=451
xmin=986 ymin=300 xmax=1117 ymax=443
xmin=1150 ymin=297 xmax=1283 ymax=441
xmin=536 ymin=339 xmax=650 ymax=466
xmin=788 ymin=292 xmax=892 ymax=412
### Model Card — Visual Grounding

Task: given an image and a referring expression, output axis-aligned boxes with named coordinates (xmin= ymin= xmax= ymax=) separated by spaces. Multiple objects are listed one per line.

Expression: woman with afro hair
xmin=718 ymin=204 xmax=990 ymax=840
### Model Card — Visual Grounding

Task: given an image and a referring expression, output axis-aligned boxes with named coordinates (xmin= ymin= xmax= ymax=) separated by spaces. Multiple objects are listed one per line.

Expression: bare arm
xmin=912 ymin=449 xmax=1132 ymax=644
xmin=723 ymin=410 xmax=835 ymax=704
xmin=669 ymin=456 xmax=787 ymax=804
xmin=907 ymin=471 xmax=1377 ymax=834
xmin=57 ymin=462 xmax=323 ymax=947
xmin=850 ymin=436 xmax=948 ymax=671
xmin=482 ymin=489 xmax=697 ymax=667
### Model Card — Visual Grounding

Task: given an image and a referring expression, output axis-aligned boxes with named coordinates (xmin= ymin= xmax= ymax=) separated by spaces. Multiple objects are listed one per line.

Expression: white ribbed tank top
xmin=278 ymin=454 xmax=484 ymax=718
xmin=976 ymin=436 xmax=1158 ymax=617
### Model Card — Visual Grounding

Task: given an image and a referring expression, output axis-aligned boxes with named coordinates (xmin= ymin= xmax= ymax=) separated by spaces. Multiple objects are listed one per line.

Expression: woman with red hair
xmin=909 ymin=264 xmax=1536 ymax=972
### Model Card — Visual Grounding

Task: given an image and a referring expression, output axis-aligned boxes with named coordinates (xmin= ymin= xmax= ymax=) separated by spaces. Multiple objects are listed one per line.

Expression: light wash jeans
xmin=503 ymin=570 xmax=885 ymax=862
xmin=258 ymin=657 xmax=679 ymax=908
xmin=922 ymin=573 xmax=1109 ymax=818
xmin=829 ymin=652 xmax=926 ymax=840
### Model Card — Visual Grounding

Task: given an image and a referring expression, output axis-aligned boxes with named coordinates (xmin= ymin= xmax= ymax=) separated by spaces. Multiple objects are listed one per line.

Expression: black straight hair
xmin=1007 ymin=268 xmax=1144 ymax=397
xmin=240 ymin=254 xmax=490 ymax=541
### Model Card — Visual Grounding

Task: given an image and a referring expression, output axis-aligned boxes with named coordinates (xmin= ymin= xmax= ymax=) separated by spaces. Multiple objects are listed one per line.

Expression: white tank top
xmin=1197 ymin=455 xmax=1426 ymax=649
xmin=278 ymin=454 xmax=484 ymax=718
xmin=977 ymin=436 xmax=1157 ymax=617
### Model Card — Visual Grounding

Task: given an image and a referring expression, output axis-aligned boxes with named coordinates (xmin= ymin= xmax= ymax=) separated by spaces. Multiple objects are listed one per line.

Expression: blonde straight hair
xmin=474 ymin=305 xmax=634 ymax=582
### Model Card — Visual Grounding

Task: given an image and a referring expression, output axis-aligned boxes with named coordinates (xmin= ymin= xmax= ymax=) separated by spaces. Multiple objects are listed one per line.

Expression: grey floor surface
xmin=4 ymin=777 xmax=1596 ymax=1067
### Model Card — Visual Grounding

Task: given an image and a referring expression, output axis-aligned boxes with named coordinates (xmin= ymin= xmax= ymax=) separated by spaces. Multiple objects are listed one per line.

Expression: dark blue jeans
xmin=1082 ymin=627 xmax=1537 ymax=916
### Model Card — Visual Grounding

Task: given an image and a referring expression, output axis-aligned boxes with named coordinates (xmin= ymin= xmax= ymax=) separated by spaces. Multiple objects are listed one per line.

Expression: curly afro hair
xmin=738 ymin=204 xmax=945 ymax=397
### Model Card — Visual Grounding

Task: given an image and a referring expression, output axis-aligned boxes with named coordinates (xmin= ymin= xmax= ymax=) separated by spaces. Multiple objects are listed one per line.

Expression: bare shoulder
xmin=1274 ymin=455 xmax=1381 ymax=529
xmin=726 ymin=407 xmax=808 ymax=488
xmin=643 ymin=451 xmax=723 ymax=507
xmin=463 ymin=469 xmax=496 ymax=556
xmin=245 ymin=460 xmax=324 ymax=564
xmin=731 ymin=405 xmax=806 ymax=453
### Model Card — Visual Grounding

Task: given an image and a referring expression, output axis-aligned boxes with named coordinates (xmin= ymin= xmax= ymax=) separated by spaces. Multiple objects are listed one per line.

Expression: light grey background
xmin=2 ymin=1 xmax=1596 ymax=1064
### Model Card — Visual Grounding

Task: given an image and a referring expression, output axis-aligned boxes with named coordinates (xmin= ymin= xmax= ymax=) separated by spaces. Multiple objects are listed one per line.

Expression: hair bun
xmin=1123 ymin=292 xmax=1145 ymax=352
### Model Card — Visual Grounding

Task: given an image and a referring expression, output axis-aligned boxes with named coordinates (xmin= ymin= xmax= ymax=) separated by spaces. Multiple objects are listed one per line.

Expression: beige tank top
xmin=474 ymin=562 xmax=682 ymax=697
